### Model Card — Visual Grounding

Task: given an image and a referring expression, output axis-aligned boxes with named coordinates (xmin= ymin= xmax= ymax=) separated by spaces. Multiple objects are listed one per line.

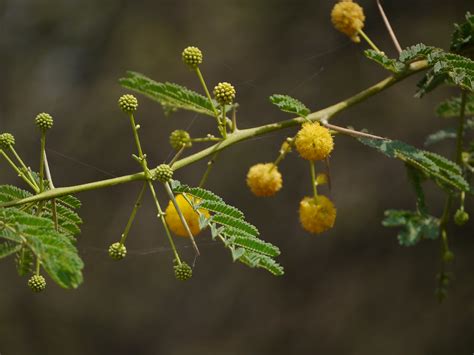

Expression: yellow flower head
xmin=295 ymin=122 xmax=334 ymax=161
xmin=246 ymin=163 xmax=283 ymax=197
xmin=299 ymin=195 xmax=337 ymax=234
xmin=165 ymin=194 xmax=210 ymax=237
xmin=331 ymin=0 xmax=365 ymax=43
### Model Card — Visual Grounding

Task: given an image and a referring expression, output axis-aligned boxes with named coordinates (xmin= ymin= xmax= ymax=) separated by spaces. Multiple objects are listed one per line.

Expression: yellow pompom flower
xmin=165 ymin=194 xmax=210 ymax=237
xmin=246 ymin=163 xmax=283 ymax=197
xmin=295 ymin=122 xmax=334 ymax=161
xmin=299 ymin=195 xmax=337 ymax=234
xmin=331 ymin=0 xmax=365 ymax=43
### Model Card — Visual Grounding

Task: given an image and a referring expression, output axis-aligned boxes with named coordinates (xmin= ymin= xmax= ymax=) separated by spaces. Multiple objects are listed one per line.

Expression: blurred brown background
xmin=1 ymin=1 xmax=473 ymax=354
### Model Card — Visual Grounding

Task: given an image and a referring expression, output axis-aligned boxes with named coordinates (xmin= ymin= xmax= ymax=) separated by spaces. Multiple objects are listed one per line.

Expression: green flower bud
xmin=35 ymin=113 xmax=54 ymax=130
xmin=213 ymin=82 xmax=236 ymax=106
xmin=169 ymin=130 xmax=192 ymax=150
xmin=118 ymin=94 xmax=138 ymax=113
xmin=0 ymin=133 xmax=15 ymax=149
xmin=108 ymin=242 xmax=127 ymax=260
xmin=28 ymin=274 xmax=46 ymax=293
xmin=454 ymin=209 xmax=469 ymax=226
xmin=182 ymin=46 xmax=203 ymax=68
xmin=443 ymin=250 xmax=455 ymax=263
xmin=152 ymin=164 xmax=173 ymax=183
xmin=174 ymin=261 xmax=192 ymax=281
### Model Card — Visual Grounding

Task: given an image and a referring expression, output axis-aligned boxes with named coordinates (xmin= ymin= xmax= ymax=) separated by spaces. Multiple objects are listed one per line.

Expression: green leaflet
xmin=171 ymin=180 xmax=283 ymax=275
xmin=16 ymin=246 xmax=35 ymax=276
xmin=358 ymin=138 xmax=469 ymax=194
xmin=0 ymin=240 xmax=21 ymax=259
xmin=0 ymin=185 xmax=83 ymax=239
xmin=398 ymin=44 xmax=440 ymax=64
xmin=269 ymin=94 xmax=310 ymax=117
xmin=424 ymin=128 xmax=457 ymax=146
xmin=119 ymin=71 xmax=231 ymax=117
xmin=364 ymin=49 xmax=404 ymax=73
xmin=197 ymin=200 xmax=244 ymax=219
xmin=436 ymin=94 xmax=474 ymax=118
xmin=382 ymin=210 xmax=440 ymax=247
xmin=417 ymin=52 xmax=474 ymax=96
xmin=451 ymin=12 xmax=474 ymax=58
xmin=364 ymin=44 xmax=439 ymax=74
xmin=0 ymin=208 xmax=84 ymax=288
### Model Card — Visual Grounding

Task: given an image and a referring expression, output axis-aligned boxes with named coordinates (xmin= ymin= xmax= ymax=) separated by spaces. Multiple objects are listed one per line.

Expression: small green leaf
xmin=120 ymin=71 xmax=228 ymax=117
xmin=231 ymin=247 xmax=245 ymax=261
xmin=383 ymin=210 xmax=440 ymax=246
xmin=451 ymin=12 xmax=474 ymax=58
xmin=424 ymin=128 xmax=457 ymax=146
xmin=171 ymin=180 xmax=283 ymax=276
xmin=436 ymin=94 xmax=474 ymax=118
xmin=0 ymin=208 xmax=83 ymax=288
xmin=365 ymin=49 xmax=404 ymax=73
xmin=269 ymin=94 xmax=310 ymax=117
xmin=358 ymin=138 xmax=469 ymax=193
xmin=0 ymin=240 xmax=21 ymax=259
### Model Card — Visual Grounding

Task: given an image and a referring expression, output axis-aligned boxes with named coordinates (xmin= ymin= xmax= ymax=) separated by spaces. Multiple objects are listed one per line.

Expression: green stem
xmin=0 ymin=60 xmax=429 ymax=208
xmin=195 ymin=67 xmax=219 ymax=118
xmin=164 ymin=181 xmax=200 ymax=256
xmin=232 ymin=105 xmax=238 ymax=132
xmin=35 ymin=258 xmax=40 ymax=276
xmin=199 ymin=152 xmax=219 ymax=188
xmin=358 ymin=29 xmax=382 ymax=53
xmin=120 ymin=182 xmax=146 ymax=245
xmin=310 ymin=161 xmax=318 ymax=198
xmin=191 ymin=136 xmax=222 ymax=143
xmin=169 ymin=146 xmax=186 ymax=167
xmin=456 ymin=91 xmax=467 ymax=165
xmin=9 ymin=146 xmax=39 ymax=190
xmin=147 ymin=180 xmax=181 ymax=264
xmin=221 ymin=105 xmax=227 ymax=139
xmin=0 ymin=150 xmax=39 ymax=193
xmin=39 ymin=131 xmax=46 ymax=192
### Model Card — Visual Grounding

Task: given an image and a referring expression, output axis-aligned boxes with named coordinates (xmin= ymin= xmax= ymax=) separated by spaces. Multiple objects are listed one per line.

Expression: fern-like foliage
xmin=0 ymin=208 xmax=83 ymax=288
xmin=451 ymin=12 xmax=474 ymax=58
xmin=436 ymin=94 xmax=474 ymax=118
xmin=0 ymin=185 xmax=83 ymax=287
xmin=364 ymin=44 xmax=439 ymax=74
xmin=119 ymin=71 xmax=231 ymax=117
xmin=382 ymin=209 xmax=440 ymax=246
xmin=0 ymin=185 xmax=83 ymax=239
xmin=269 ymin=94 xmax=310 ymax=117
xmin=417 ymin=52 xmax=474 ymax=96
xmin=398 ymin=44 xmax=440 ymax=65
xmin=358 ymin=138 xmax=469 ymax=194
xmin=170 ymin=180 xmax=283 ymax=276
xmin=364 ymin=50 xmax=404 ymax=73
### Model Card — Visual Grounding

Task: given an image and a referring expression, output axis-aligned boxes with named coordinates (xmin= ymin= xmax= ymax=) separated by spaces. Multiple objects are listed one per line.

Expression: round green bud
xmin=35 ymin=113 xmax=54 ymax=130
xmin=0 ymin=133 xmax=15 ymax=149
xmin=454 ymin=209 xmax=469 ymax=226
xmin=174 ymin=261 xmax=192 ymax=281
xmin=443 ymin=251 xmax=455 ymax=263
xmin=182 ymin=46 xmax=203 ymax=68
xmin=28 ymin=274 xmax=46 ymax=293
xmin=118 ymin=94 xmax=138 ymax=113
xmin=213 ymin=82 xmax=236 ymax=106
xmin=108 ymin=242 xmax=127 ymax=260
xmin=153 ymin=164 xmax=173 ymax=183
xmin=169 ymin=130 xmax=192 ymax=150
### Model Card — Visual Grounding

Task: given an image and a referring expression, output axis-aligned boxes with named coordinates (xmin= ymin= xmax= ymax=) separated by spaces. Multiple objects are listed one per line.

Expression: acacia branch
xmin=0 ymin=60 xmax=428 ymax=208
